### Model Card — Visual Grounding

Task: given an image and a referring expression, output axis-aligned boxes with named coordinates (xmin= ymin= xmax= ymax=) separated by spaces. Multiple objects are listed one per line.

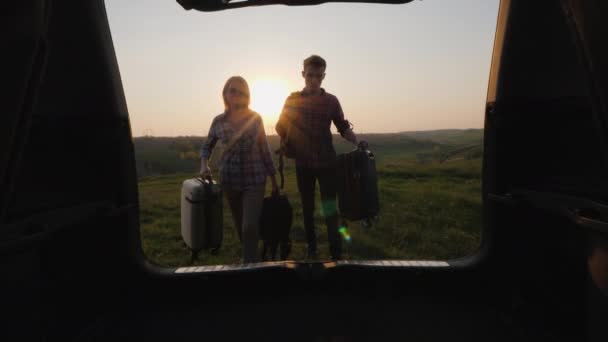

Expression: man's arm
xmin=332 ymin=96 xmax=357 ymax=145
xmin=342 ymin=128 xmax=357 ymax=145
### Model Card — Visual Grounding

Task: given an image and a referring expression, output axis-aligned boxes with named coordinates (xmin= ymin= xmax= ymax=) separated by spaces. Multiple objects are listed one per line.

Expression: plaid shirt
xmin=201 ymin=111 xmax=276 ymax=190
xmin=276 ymin=88 xmax=352 ymax=168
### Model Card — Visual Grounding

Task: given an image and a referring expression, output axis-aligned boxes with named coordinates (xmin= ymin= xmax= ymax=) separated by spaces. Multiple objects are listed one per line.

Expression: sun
xmin=249 ymin=79 xmax=290 ymax=125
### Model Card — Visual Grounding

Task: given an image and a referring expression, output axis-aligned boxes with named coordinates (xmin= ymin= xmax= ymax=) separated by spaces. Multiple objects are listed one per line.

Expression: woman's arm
xmin=257 ymin=116 xmax=279 ymax=193
xmin=200 ymin=158 xmax=211 ymax=177
xmin=200 ymin=118 xmax=219 ymax=177
xmin=257 ymin=118 xmax=277 ymax=176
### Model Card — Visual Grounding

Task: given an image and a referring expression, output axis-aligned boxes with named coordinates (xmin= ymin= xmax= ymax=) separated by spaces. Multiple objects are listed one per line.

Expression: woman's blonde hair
xmin=222 ymin=76 xmax=250 ymax=110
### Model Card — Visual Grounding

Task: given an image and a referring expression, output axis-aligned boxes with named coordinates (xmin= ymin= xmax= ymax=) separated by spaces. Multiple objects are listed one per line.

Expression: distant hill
xmin=395 ymin=129 xmax=484 ymax=163
xmin=133 ymin=129 xmax=483 ymax=177
xmin=398 ymin=129 xmax=483 ymax=146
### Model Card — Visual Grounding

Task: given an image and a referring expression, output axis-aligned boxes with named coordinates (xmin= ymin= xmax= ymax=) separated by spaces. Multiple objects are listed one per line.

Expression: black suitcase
xmin=259 ymin=194 xmax=293 ymax=261
xmin=259 ymin=153 xmax=293 ymax=261
xmin=336 ymin=143 xmax=380 ymax=223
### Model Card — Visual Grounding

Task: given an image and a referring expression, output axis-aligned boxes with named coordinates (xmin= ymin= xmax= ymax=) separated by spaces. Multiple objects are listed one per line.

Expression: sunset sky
xmin=105 ymin=0 xmax=499 ymax=136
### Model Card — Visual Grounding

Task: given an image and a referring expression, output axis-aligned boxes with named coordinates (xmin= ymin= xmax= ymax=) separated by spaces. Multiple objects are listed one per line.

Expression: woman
xmin=200 ymin=76 xmax=279 ymax=263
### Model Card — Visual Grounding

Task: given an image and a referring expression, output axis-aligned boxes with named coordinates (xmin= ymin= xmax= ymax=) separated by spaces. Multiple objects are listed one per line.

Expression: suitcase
xmin=181 ymin=177 xmax=223 ymax=257
xmin=259 ymin=193 xmax=293 ymax=261
xmin=336 ymin=143 xmax=380 ymax=223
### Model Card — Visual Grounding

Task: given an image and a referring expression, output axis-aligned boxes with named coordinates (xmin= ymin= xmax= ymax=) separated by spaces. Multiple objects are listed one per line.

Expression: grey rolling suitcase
xmin=181 ymin=177 xmax=223 ymax=259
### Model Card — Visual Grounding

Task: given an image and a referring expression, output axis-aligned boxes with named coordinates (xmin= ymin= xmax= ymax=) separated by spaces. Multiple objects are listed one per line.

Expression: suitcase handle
xmin=357 ymin=140 xmax=369 ymax=151
xmin=356 ymin=141 xmax=374 ymax=160
xmin=188 ymin=175 xmax=220 ymax=203
xmin=197 ymin=175 xmax=214 ymax=185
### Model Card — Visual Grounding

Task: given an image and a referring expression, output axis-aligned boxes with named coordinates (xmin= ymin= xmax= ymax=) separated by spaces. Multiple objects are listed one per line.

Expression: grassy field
xmin=137 ymin=130 xmax=483 ymax=266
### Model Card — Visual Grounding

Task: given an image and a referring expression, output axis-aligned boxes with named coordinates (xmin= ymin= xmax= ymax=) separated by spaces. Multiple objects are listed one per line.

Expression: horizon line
xmin=132 ymin=127 xmax=484 ymax=138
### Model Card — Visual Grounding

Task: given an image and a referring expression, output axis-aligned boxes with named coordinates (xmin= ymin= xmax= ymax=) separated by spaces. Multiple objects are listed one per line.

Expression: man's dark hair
xmin=303 ymin=55 xmax=326 ymax=70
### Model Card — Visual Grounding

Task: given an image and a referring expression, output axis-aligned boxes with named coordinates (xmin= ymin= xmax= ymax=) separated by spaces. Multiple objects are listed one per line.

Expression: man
xmin=276 ymin=55 xmax=358 ymax=260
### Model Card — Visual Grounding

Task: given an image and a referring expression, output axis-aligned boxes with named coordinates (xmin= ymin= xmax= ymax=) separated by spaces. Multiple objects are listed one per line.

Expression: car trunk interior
xmin=1 ymin=0 xmax=607 ymax=341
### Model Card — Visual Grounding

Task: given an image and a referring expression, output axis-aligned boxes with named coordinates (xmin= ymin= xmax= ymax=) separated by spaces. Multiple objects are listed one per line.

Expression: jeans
xmin=295 ymin=166 xmax=342 ymax=258
xmin=224 ymin=184 xmax=266 ymax=263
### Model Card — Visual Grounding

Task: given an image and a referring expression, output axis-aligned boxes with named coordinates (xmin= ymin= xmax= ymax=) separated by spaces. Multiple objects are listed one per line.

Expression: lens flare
xmin=339 ymin=226 xmax=352 ymax=242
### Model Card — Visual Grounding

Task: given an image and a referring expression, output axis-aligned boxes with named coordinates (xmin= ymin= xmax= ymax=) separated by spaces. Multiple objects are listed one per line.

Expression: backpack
xmin=278 ymin=92 xmax=303 ymax=160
